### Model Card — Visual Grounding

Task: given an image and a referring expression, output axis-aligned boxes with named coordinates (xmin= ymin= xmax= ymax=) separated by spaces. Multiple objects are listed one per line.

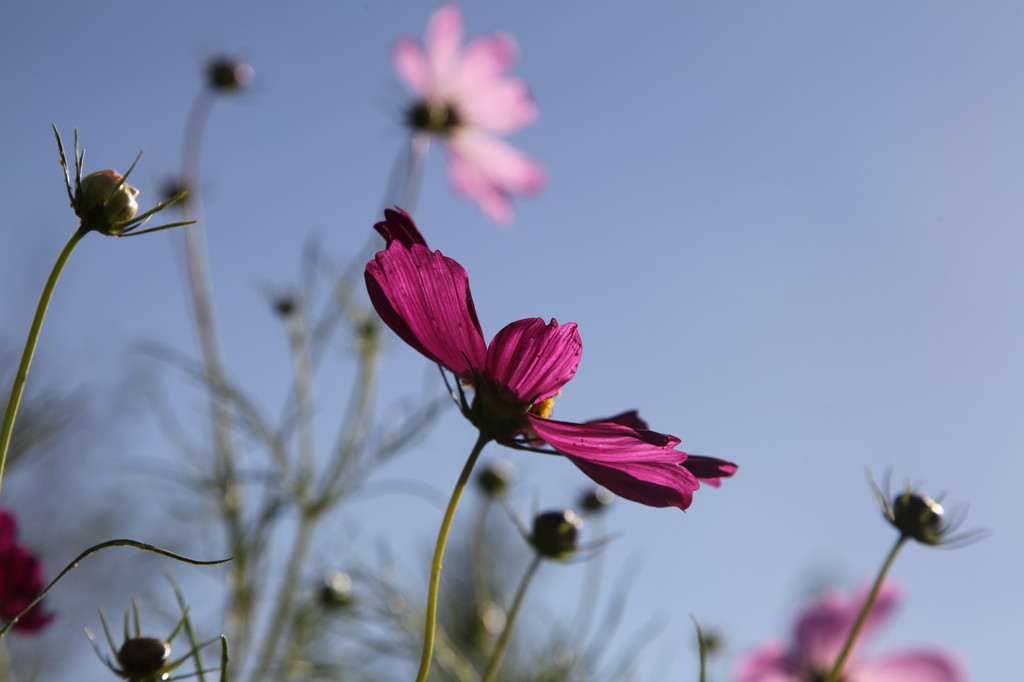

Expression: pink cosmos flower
xmin=0 ymin=508 xmax=53 ymax=633
xmin=365 ymin=209 xmax=736 ymax=510
xmin=393 ymin=4 xmax=546 ymax=224
xmin=735 ymin=584 xmax=967 ymax=682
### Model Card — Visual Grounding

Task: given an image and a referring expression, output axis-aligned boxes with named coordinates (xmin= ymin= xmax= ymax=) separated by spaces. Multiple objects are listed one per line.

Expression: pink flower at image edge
xmin=393 ymin=3 xmax=546 ymax=223
xmin=735 ymin=584 xmax=967 ymax=682
xmin=0 ymin=508 xmax=54 ymax=633
xmin=365 ymin=208 xmax=736 ymax=510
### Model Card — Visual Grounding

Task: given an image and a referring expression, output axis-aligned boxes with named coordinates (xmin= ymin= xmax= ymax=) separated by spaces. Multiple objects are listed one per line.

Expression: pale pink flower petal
xmin=735 ymin=584 xmax=967 ymax=682
xmin=393 ymin=39 xmax=433 ymax=95
xmin=424 ymin=3 xmax=464 ymax=92
xmin=852 ymin=652 xmax=968 ymax=682
xmin=392 ymin=4 xmax=545 ymax=222
xmin=733 ymin=643 xmax=800 ymax=682
xmin=447 ymin=130 xmax=546 ymax=224
xmin=795 ymin=585 xmax=902 ymax=670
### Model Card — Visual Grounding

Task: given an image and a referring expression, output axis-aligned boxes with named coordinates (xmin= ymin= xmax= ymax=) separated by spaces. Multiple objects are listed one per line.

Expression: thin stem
xmin=321 ymin=319 xmax=380 ymax=501
xmin=415 ymin=432 xmax=490 ymax=682
xmin=248 ymin=510 xmax=317 ymax=682
xmin=401 ymin=135 xmax=430 ymax=217
xmin=285 ymin=310 xmax=315 ymax=489
xmin=0 ymin=638 xmax=16 ymax=682
xmin=383 ymin=134 xmax=430 ymax=217
xmin=481 ymin=555 xmax=542 ymax=682
xmin=1 ymin=538 xmax=227 ymax=637
xmin=180 ymin=87 xmax=250 ymax=660
xmin=824 ymin=536 xmax=908 ymax=682
xmin=0 ymin=225 xmax=88 ymax=498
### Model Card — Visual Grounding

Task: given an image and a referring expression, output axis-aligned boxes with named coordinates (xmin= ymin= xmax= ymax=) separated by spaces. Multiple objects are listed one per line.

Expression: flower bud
xmin=318 ymin=570 xmax=354 ymax=610
xmin=206 ymin=56 xmax=254 ymax=92
xmin=77 ymin=170 xmax=139 ymax=229
xmin=273 ymin=294 xmax=297 ymax=318
xmin=579 ymin=487 xmax=615 ymax=514
xmin=531 ymin=510 xmax=582 ymax=560
xmin=891 ymin=491 xmax=945 ymax=544
xmin=476 ymin=459 xmax=514 ymax=497
xmin=117 ymin=637 xmax=170 ymax=678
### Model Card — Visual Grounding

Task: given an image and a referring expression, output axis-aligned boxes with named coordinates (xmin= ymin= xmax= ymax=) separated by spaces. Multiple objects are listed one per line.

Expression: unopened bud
xmin=319 ymin=570 xmax=354 ymax=610
xmin=206 ymin=56 xmax=254 ymax=92
xmin=579 ymin=487 xmax=615 ymax=514
xmin=531 ymin=510 xmax=582 ymax=560
xmin=892 ymin=491 xmax=945 ymax=544
xmin=117 ymin=637 xmax=170 ymax=678
xmin=77 ymin=170 xmax=139 ymax=229
xmin=476 ymin=459 xmax=514 ymax=497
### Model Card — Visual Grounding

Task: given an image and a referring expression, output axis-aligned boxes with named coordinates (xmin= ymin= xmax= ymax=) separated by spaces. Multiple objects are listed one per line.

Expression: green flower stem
xmin=415 ymin=432 xmax=490 ymax=682
xmin=824 ymin=535 xmax=908 ymax=682
xmin=0 ymin=538 xmax=228 ymax=637
xmin=0 ymin=225 xmax=89 ymax=498
xmin=481 ymin=555 xmax=542 ymax=682
xmin=249 ymin=509 xmax=317 ymax=682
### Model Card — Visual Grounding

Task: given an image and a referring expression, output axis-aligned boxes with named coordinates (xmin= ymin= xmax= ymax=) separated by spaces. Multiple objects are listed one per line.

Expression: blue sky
xmin=2 ymin=1 xmax=1021 ymax=679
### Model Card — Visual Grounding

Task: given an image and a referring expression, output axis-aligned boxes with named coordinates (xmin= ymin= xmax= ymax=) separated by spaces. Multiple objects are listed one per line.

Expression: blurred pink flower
xmin=365 ymin=209 xmax=736 ymax=510
xmin=735 ymin=584 xmax=967 ymax=682
xmin=393 ymin=3 xmax=546 ymax=224
xmin=0 ymin=508 xmax=53 ymax=634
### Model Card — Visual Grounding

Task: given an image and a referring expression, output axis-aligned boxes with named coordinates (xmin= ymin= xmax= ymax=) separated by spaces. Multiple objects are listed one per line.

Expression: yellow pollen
xmin=529 ymin=393 xmax=558 ymax=420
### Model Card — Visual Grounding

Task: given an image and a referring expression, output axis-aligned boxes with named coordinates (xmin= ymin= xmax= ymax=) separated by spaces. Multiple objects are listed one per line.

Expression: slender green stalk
xmin=692 ymin=616 xmax=708 ymax=682
xmin=481 ymin=555 xmax=542 ymax=682
xmin=285 ymin=310 xmax=315 ymax=488
xmin=249 ymin=510 xmax=317 ymax=682
xmin=0 ymin=538 xmax=227 ymax=637
xmin=180 ymin=87 xmax=251 ymax=661
xmin=0 ymin=225 xmax=89 ymax=498
xmin=0 ymin=638 xmax=16 ymax=682
xmin=824 ymin=536 xmax=908 ymax=682
xmin=415 ymin=432 xmax=490 ymax=682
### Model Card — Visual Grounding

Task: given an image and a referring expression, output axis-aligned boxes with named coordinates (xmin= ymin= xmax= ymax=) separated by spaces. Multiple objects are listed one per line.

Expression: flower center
xmin=407 ymin=100 xmax=462 ymax=134
xmin=469 ymin=384 xmax=555 ymax=441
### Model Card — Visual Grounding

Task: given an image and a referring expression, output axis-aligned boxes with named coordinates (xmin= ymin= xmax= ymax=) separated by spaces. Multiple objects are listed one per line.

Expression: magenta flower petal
xmin=366 ymin=212 xmax=734 ymax=513
xmin=0 ymin=509 xmax=53 ymax=634
xmin=366 ymin=240 xmax=486 ymax=379
xmin=486 ymin=318 xmax=581 ymax=403
xmin=373 ymin=207 xmax=428 ymax=249
xmin=586 ymin=411 xmax=737 ymax=486
xmin=527 ymin=416 xmax=702 ymax=510
xmin=0 ymin=511 xmax=15 ymax=549
xmin=682 ymin=455 xmax=739 ymax=487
